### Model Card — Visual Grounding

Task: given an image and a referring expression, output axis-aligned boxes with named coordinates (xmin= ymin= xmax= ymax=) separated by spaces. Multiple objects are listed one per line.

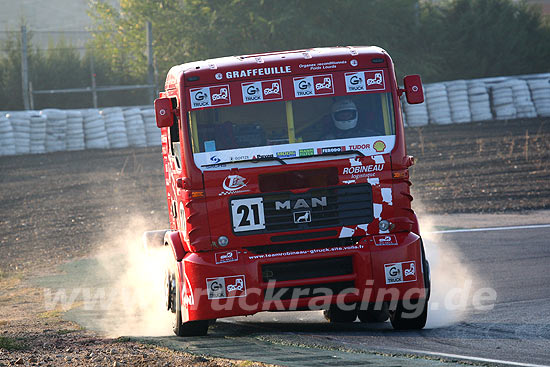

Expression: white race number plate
xmin=231 ymin=197 xmax=265 ymax=232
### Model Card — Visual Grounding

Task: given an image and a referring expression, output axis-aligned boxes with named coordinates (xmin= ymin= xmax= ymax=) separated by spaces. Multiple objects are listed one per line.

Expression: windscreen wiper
xmin=202 ymin=155 xmax=287 ymax=167
xmin=318 ymin=149 xmax=365 ymax=157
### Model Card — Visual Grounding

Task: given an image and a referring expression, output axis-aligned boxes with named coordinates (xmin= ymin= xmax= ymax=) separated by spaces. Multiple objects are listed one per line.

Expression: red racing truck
xmin=149 ymin=46 xmax=429 ymax=336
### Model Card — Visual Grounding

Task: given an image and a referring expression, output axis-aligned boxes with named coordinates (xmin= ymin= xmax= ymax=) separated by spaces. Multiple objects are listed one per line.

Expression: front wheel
xmin=389 ymin=298 xmax=428 ymax=330
xmin=169 ymin=260 xmax=209 ymax=336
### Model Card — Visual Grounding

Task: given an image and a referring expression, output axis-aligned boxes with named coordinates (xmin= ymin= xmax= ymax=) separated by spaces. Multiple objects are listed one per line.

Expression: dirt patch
xmin=406 ymin=118 xmax=550 ymax=213
xmin=0 ymin=117 xmax=548 ymax=365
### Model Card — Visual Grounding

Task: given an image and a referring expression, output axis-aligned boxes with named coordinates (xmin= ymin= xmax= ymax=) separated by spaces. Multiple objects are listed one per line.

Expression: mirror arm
xmin=398 ymin=88 xmax=406 ymax=97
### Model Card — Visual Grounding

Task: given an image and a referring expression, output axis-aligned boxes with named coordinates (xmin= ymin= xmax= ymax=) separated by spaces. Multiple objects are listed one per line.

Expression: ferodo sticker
xmin=373 ymin=234 xmax=398 ymax=246
xmin=384 ymin=261 xmax=417 ymax=284
xmin=241 ymin=79 xmax=283 ymax=103
xmin=345 ymin=70 xmax=385 ymax=93
xmin=215 ymin=250 xmax=239 ymax=264
xmin=189 ymin=85 xmax=231 ymax=109
xmin=206 ymin=275 xmax=247 ymax=299
xmin=293 ymin=74 xmax=334 ymax=97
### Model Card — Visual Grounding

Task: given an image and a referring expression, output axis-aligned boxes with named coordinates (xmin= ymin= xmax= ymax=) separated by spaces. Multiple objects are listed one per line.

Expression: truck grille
xmin=246 ymin=237 xmax=359 ymax=254
xmin=264 ymin=281 xmax=356 ymax=301
xmin=262 ymin=183 xmax=373 ymax=233
xmin=261 ymin=257 xmax=354 ymax=282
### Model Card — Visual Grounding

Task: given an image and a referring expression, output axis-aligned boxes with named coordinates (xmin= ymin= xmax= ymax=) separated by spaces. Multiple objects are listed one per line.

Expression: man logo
xmin=293 ymin=211 xmax=311 ymax=223
xmin=275 ymin=197 xmax=327 ymax=210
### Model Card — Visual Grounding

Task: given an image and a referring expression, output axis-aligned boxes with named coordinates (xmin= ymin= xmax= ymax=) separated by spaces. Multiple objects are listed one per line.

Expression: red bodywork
xmin=156 ymin=46 xmax=426 ymax=322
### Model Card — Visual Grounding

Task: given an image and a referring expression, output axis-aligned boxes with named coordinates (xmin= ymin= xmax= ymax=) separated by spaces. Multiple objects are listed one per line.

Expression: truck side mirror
xmin=403 ymin=75 xmax=424 ymax=104
xmin=154 ymin=97 xmax=175 ymax=128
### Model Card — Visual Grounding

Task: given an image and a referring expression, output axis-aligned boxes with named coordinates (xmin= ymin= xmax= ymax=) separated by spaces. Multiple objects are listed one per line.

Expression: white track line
xmin=391 ymin=348 xmax=550 ymax=367
xmin=428 ymin=223 xmax=550 ymax=234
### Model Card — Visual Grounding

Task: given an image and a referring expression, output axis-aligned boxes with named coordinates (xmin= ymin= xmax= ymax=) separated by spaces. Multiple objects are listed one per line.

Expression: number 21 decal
xmin=231 ymin=197 xmax=265 ymax=232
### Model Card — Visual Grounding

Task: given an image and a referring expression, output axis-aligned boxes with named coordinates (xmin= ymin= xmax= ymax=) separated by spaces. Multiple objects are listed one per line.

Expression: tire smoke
xmin=418 ymin=212 xmax=492 ymax=328
xmin=89 ymin=215 xmax=173 ymax=337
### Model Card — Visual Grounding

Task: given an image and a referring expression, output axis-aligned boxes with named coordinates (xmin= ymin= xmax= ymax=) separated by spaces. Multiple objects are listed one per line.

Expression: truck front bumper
xmin=179 ymin=231 xmax=427 ymax=322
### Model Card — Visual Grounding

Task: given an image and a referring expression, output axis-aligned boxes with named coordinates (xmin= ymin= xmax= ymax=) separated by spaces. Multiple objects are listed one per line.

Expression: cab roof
xmin=165 ymin=46 xmax=390 ymax=90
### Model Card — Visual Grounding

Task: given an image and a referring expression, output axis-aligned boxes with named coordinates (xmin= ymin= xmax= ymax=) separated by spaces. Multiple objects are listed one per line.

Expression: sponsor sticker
xmin=225 ymin=66 xmax=291 ymax=79
xmin=342 ymin=164 xmax=384 ymax=175
xmin=345 ymin=70 xmax=385 ymax=93
xmin=384 ymin=261 xmax=417 ymax=284
xmin=317 ymin=146 xmax=345 ymax=154
xmin=206 ymin=275 xmax=247 ymax=299
xmin=215 ymin=250 xmax=239 ymax=264
xmin=293 ymin=74 xmax=334 ymax=98
xmin=222 ymin=175 xmax=247 ymax=191
xmin=373 ymin=234 xmax=398 ymax=246
xmin=189 ymin=84 xmax=231 ymax=109
xmin=209 ymin=155 xmax=221 ymax=164
xmin=276 ymin=151 xmax=297 ymax=158
xmin=241 ymin=79 xmax=283 ymax=103
xmin=253 ymin=153 xmax=274 ymax=159
xmin=299 ymin=148 xmax=315 ymax=157
xmin=373 ymin=140 xmax=386 ymax=152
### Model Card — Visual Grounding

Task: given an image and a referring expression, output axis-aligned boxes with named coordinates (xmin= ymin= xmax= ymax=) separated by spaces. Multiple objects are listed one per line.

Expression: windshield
xmin=189 ymin=92 xmax=395 ymax=154
xmin=185 ymin=69 xmax=397 ymax=168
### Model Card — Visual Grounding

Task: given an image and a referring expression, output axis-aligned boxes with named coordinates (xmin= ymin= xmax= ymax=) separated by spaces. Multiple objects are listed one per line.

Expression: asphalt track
xmin=40 ymin=220 xmax=550 ymax=366
xmin=213 ymin=223 xmax=550 ymax=367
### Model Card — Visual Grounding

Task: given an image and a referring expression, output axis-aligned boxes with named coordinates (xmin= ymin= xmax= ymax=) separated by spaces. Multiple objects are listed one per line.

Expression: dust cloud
xmin=89 ymin=215 xmax=173 ymax=337
xmin=417 ymin=205 xmax=491 ymax=328
xmin=76 ymin=209 xmax=486 ymax=335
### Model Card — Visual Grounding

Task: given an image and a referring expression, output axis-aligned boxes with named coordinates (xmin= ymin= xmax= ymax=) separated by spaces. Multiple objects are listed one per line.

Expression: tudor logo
xmin=222 ymin=175 xmax=247 ymax=191
xmin=275 ymin=196 xmax=327 ymax=210
xmin=215 ymin=73 xmax=223 ymax=80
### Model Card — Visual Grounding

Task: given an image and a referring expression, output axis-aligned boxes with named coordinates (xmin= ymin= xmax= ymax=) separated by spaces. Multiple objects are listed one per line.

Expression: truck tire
xmin=172 ymin=272 xmax=209 ymax=337
xmin=389 ymin=298 xmax=428 ymax=330
xmin=389 ymin=239 xmax=430 ymax=330
xmin=323 ymin=304 xmax=357 ymax=323
xmin=357 ymin=302 xmax=389 ymax=323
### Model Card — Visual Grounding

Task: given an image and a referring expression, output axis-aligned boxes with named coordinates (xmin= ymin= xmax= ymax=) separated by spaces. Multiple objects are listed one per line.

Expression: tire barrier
xmin=42 ymin=109 xmax=67 ymax=152
xmin=1 ymin=74 xmax=549 ymax=156
xmin=66 ymin=110 xmax=85 ymax=151
xmin=102 ymin=107 xmax=129 ymax=149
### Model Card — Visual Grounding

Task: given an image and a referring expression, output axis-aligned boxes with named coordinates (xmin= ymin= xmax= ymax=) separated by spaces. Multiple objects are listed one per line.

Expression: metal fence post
xmin=21 ymin=25 xmax=30 ymax=110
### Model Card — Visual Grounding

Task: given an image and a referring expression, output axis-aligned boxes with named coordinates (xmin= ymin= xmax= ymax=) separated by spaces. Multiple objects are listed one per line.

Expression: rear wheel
xmin=323 ymin=304 xmax=357 ymax=323
xmin=357 ymin=302 xmax=389 ymax=323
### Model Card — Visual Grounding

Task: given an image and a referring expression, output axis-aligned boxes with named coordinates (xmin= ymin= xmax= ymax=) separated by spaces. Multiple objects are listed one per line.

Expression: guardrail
xmin=1 ymin=73 xmax=549 ymax=156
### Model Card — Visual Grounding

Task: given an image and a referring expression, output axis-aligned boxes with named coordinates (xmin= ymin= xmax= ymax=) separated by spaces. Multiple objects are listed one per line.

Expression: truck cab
xmin=153 ymin=46 xmax=428 ymax=336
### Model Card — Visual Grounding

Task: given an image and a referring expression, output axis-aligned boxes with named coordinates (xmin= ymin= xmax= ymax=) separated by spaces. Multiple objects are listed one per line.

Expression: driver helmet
xmin=332 ymin=99 xmax=358 ymax=130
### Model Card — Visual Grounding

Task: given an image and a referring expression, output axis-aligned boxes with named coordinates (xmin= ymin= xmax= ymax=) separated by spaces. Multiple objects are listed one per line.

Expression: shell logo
xmin=373 ymin=140 xmax=386 ymax=152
